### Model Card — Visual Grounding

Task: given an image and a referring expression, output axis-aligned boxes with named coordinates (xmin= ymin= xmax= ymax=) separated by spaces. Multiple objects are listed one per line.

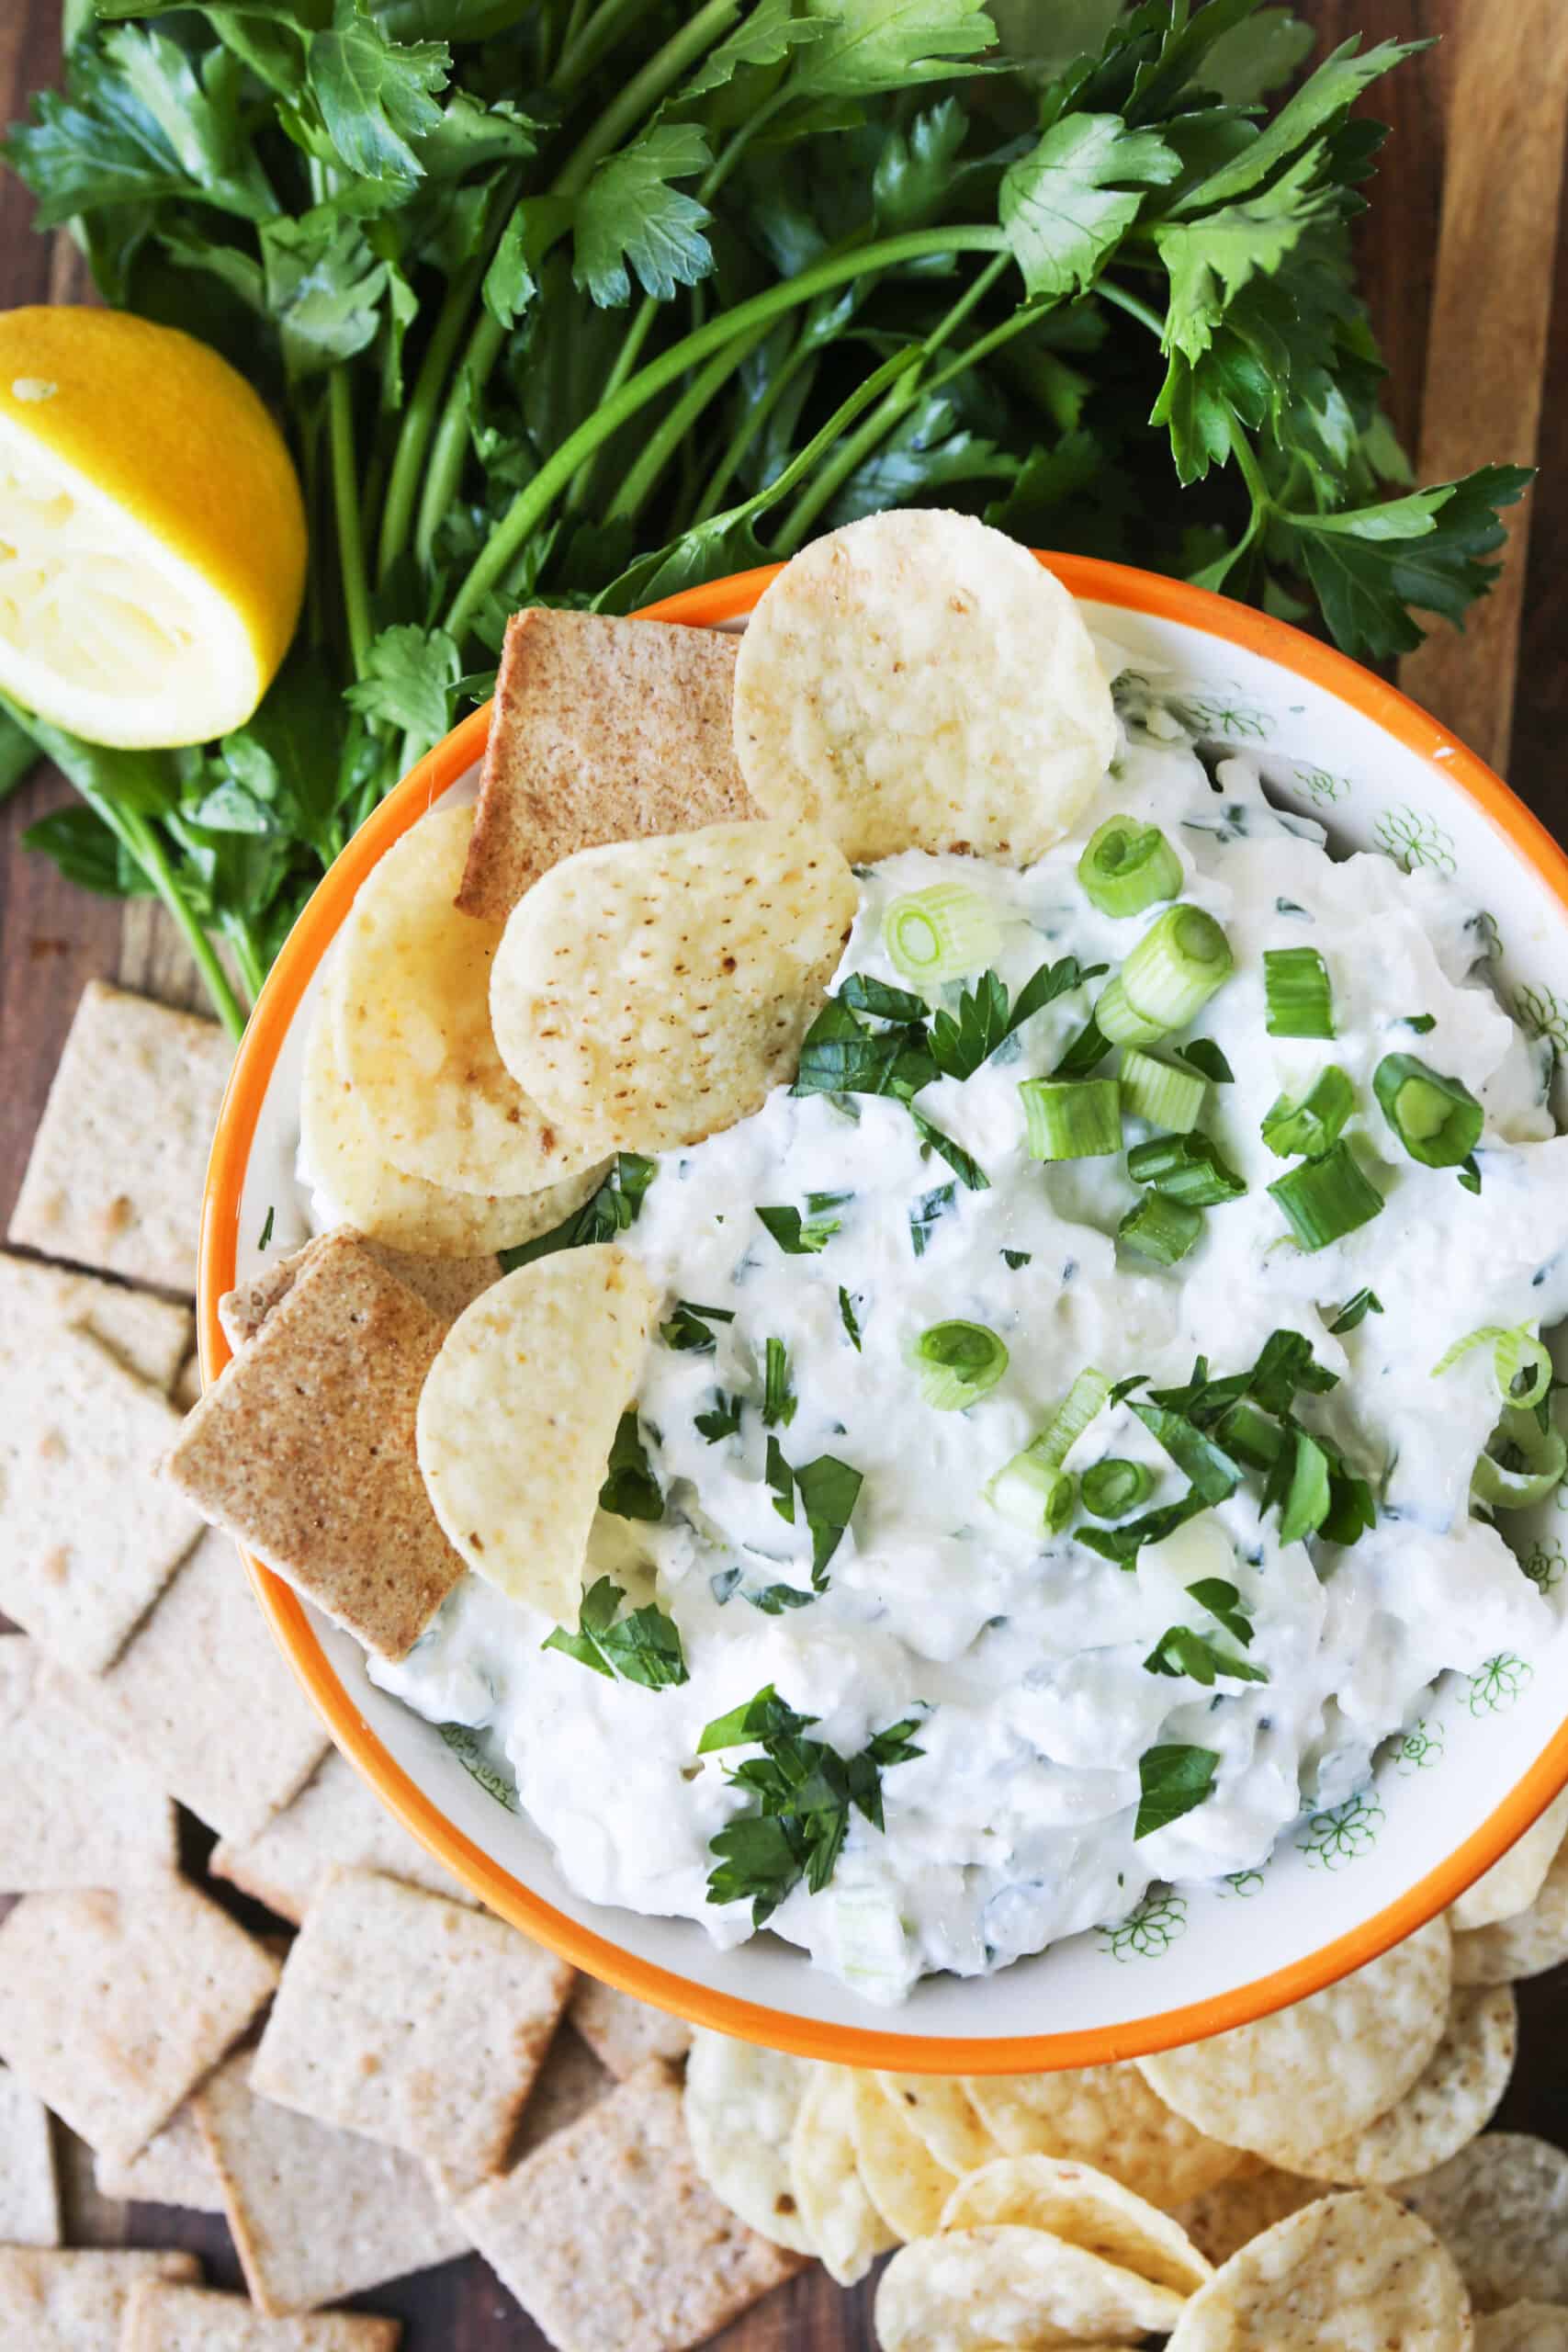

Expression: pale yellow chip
xmin=1454 ymin=1842 xmax=1568 ymax=1984
xmin=876 ymin=2075 xmax=999 ymax=2177
xmin=415 ymin=1247 xmax=655 ymax=1623
xmin=874 ymin=2223 xmax=1185 ymax=2351
xmin=851 ymin=2065 xmax=959 ymax=2243
xmin=964 ymin=2061 xmax=1243 ymax=2207
xmin=732 ymin=510 xmax=1115 ymax=865
xmin=1174 ymin=2162 xmax=1325 ymax=2268
xmin=1292 ymin=1984 xmax=1516 ymax=2185
xmin=1136 ymin=1917 xmax=1451 ymax=2166
xmin=1476 ymin=2306 xmax=1568 ymax=2350
xmin=302 ymin=985 xmax=607 ymax=1257
xmin=940 ymin=2154 xmax=1212 ymax=2297
xmin=1168 ymin=2188 xmax=1471 ymax=2351
xmin=788 ymin=2065 xmax=896 ymax=2287
xmin=1450 ymin=1790 xmax=1568 ymax=1933
xmin=333 ymin=804 xmax=593 ymax=1196
xmin=682 ymin=2030 xmax=815 ymax=2256
xmin=491 ymin=820 xmax=856 ymax=1155
xmin=1397 ymin=2132 xmax=1568 ymax=2312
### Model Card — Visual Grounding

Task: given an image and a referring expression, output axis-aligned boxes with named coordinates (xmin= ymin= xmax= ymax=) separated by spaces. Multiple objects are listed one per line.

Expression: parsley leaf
xmin=798 ymin=0 xmax=998 ymax=98
xmin=1001 ymin=114 xmax=1181 ymax=302
xmin=1128 ymin=1403 xmax=1244 ymax=1502
xmin=794 ymin=997 xmax=936 ymax=1101
xmin=927 ymin=956 xmax=1104 ymax=1081
xmin=765 ymin=1432 xmax=796 ymax=1524
xmin=543 ymin=1576 xmax=688 ymax=1690
xmin=840 ymin=972 xmax=929 ymax=1022
xmin=1053 ymin=1012 xmax=1113 ymax=1080
xmin=344 ymin=623 xmax=461 ymax=743
xmin=1288 ymin=467 xmax=1534 ymax=660
xmin=1078 ymin=1487 xmax=1211 ymax=1570
xmin=762 ymin=1336 xmax=795 ymax=1428
xmin=309 ymin=2 xmax=450 ymax=187
xmin=909 ymin=1181 xmax=957 ymax=1257
xmin=757 ymin=1204 xmax=842 ymax=1254
xmin=909 ymin=1108 xmax=989 ymax=1193
xmin=1144 ymin=1623 xmax=1269 ymax=1686
xmin=500 ymin=1155 xmax=655 ymax=1270
xmin=573 ymin=124 xmax=715 ymax=307
xmin=1175 ymin=1039 xmax=1235 ymax=1084
xmin=660 ymin=1300 xmax=735 ymax=1353
xmin=598 ymin=1412 xmax=663 ymax=1522
xmin=839 ymin=1286 xmax=864 ymax=1351
xmin=1134 ymin=1742 xmax=1220 ymax=1839
xmin=795 ymin=1454 xmax=864 ymax=1588
xmin=695 ymin=1391 xmax=742 ymax=1444
xmin=1187 ymin=1576 xmax=1258 ymax=1647
xmin=1327 ymin=1287 xmax=1382 ymax=1334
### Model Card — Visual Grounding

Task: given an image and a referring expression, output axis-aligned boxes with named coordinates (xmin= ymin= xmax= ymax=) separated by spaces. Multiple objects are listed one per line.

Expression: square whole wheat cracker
xmin=0 ymin=2059 xmax=61 ymax=2246
xmin=458 ymin=2058 xmax=806 ymax=2352
xmin=0 ymin=2247 xmax=198 ymax=2350
xmin=53 ymin=1526 xmax=328 ymax=1845
xmin=252 ymin=1867 xmax=573 ymax=2177
xmin=220 ymin=1228 xmax=499 ymax=1351
xmin=568 ymin=1976 xmax=693 ymax=2079
xmin=173 ymin=1348 xmax=203 ymax=1409
xmin=94 ymin=2097 xmax=224 ymax=2211
xmin=426 ymin=2021 xmax=611 ymax=2205
xmin=8 ymin=980 xmax=233 ymax=1295
xmin=0 ymin=1321 xmax=201 ymax=1672
xmin=0 ymin=1250 xmax=190 ymax=1393
xmin=196 ymin=2051 xmax=468 ymax=2315
xmin=0 ymin=1883 xmax=279 ymax=2165
xmin=456 ymin=609 xmax=756 ymax=922
xmin=162 ymin=1232 xmax=465 ymax=1660
xmin=0 ymin=1637 xmax=176 ymax=1887
xmin=209 ymin=1747 xmax=477 ymax=1923
xmin=123 ymin=2279 xmax=401 ymax=2352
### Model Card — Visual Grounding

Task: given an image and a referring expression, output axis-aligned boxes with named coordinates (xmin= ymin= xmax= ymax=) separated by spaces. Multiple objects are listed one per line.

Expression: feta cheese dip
xmin=365 ymin=707 xmax=1568 ymax=2007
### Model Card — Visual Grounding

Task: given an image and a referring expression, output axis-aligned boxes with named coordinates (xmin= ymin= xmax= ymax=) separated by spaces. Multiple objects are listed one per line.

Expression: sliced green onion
xmin=1126 ymin=1131 xmax=1246 ymax=1206
xmin=1268 ymin=1140 xmax=1384 ymax=1252
xmin=1373 ymin=1053 xmax=1483 ymax=1169
xmin=1261 ymin=1066 xmax=1354 ymax=1159
xmin=1433 ymin=1322 xmax=1552 ymax=1408
xmin=1472 ymin=1406 xmax=1568 ymax=1510
xmin=1039 ymin=1368 xmax=1112 ymax=1466
xmin=1077 ymin=816 xmax=1182 ymax=919
xmin=1081 ymin=1457 xmax=1155 ymax=1519
xmin=884 ymin=885 xmax=1001 ymax=985
xmin=986 ymin=1449 xmax=1076 ymax=1534
xmin=1118 ymin=1193 xmax=1204 ymax=1265
xmin=1120 ymin=1049 xmax=1206 ymax=1134
xmin=1217 ymin=1398 xmax=1286 ymax=1471
xmin=908 ymin=1319 xmax=1009 ymax=1411
xmin=1118 ymin=904 xmax=1235 ymax=1034
xmin=1094 ymin=974 xmax=1168 ymax=1046
xmin=1264 ymin=945 xmax=1335 ymax=1039
xmin=1020 ymin=1076 xmax=1122 ymax=1161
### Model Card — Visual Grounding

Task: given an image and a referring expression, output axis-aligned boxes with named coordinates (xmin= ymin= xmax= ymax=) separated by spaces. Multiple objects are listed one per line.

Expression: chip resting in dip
xmin=170 ymin=510 xmax=1568 ymax=2006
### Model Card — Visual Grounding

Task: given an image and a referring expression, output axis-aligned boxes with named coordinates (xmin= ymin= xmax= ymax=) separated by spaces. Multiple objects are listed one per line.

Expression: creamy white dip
xmin=359 ymin=710 xmax=1568 ymax=2005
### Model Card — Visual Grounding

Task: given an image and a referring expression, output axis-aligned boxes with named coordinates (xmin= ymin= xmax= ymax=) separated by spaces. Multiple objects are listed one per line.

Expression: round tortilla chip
xmin=301 ymin=985 xmax=607 ymax=1257
xmin=876 ymin=2075 xmax=999 ymax=2177
xmin=1396 ymin=2133 xmax=1568 ymax=2312
xmin=732 ymin=510 xmax=1115 ymax=865
xmin=788 ymin=2065 xmax=896 ymax=2285
xmin=1475 ymin=2307 xmax=1568 ymax=2351
xmin=1174 ymin=2163 xmax=1325 ymax=2268
xmin=1450 ymin=1789 xmax=1568 ymax=1933
xmin=1453 ymin=1844 xmax=1568 ymax=1985
xmin=490 ymin=820 xmax=856 ymax=1155
xmin=939 ymin=2154 xmax=1212 ymax=2296
xmin=415 ymin=1246 xmax=655 ymax=1623
xmin=1137 ymin=1917 xmax=1451 ymax=2167
xmin=964 ymin=2062 xmax=1243 ymax=2207
xmin=333 ymin=804 xmax=593 ymax=1196
xmin=874 ymin=2223 xmax=1186 ymax=2351
xmin=850 ymin=2066 xmax=958 ymax=2243
xmin=682 ymin=2030 xmax=815 ymax=2256
xmin=1292 ymin=1984 xmax=1516 ymax=2186
xmin=1168 ymin=2188 xmax=1471 ymax=2351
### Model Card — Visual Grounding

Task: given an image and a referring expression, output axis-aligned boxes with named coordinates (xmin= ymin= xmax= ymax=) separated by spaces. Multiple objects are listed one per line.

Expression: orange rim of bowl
xmin=200 ymin=551 xmax=1568 ymax=2072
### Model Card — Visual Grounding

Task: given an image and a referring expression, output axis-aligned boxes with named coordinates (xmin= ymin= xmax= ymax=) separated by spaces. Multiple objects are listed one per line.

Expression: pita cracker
xmin=210 ymin=1747 xmax=476 ymax=1923
xmin=490 ymin=820 xmax=856 ymax=1155
xmin=1136 ymin=1917 xmax=1451 ymax=2166
xmin=939 ymin=2154 xmax=1213 ymax=2296
xmin=0 ymin=1882 xmax=278 ymax=2165
xmin=874 ymin=2224 xmax=1186 ymax=2351
xmin=0 ymin=1250 xmax=190 ymax=1393
xmin=876 ymin=2075 xmax=998 ymax=2177
xmin=850 ymin=2064 xmax=958 ymax=2243
xmin=1293 ymin=1984 xmax=1516 ymax=2185
xmin=163 ymin=1232 xmax=464 ymax=1660
xmin=457 ymin=608 xmax=756 ymax=922
xmin=0 ymin=2060 xmax=60 ymax=2246
xmin=1451 ymin=1789 xmax=1568 ymax=1932
xmin=733 ymin=511 xmax=1115 ymax=864
xmin=682 ymin=2030 xmax=815 ymax=2255
xmin=0 ymin=1322 xmax=200 ymax=1672
xmin=1174 ymin=2163 xmax=1326 ymax=2269
xmin=220 ymin=1228 xmax=499 ymax=1351
xmin=123 ymin=2280 xmax=401 ymax=2352
xmin=8 ymin=980 xmax=231 ymax=1294
xmin=568 ymin=1976 xmax=691 ymax=2078
xmin=0 ymin=1638 xmax=176 ymax=1887
xmin=458 ymin=2058 xmax=805 ymax=2352
xmin=1397 ymin=2132 xmax=1568 ymax=2312
xmin=333 ymin=805 xmax=592 ymax=1197
xmin=789 ymin=2065 xmax=896 ymax=2288
xmin=964 ymin=2060 xmax=1243 ymax=2207
xmin=1167 ymin=2189 xmax=1470 ymax=2351
xmin=196 ymin=2052 xmax=468 ymax=2315
xmin=94 ymin=2096 xmax=223 ymax=2211
xmin=0 ymin=2248 xmax=199 ymax=2351
xmin=1475 ymin=2310 xmax=1568 ymax=2351
xmin=1454 ymin=1842 xmax=1568 ymax=1984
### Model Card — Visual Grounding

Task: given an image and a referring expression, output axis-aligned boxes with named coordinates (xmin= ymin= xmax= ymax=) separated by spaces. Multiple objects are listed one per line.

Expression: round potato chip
xmin=1168 ymin=2188 xmax=1471 ymax=2352
xmin=415 ymin=1246 xmax=655 ymax=1623
xmin=334 ymin=804 xmax=594 ymax=1195
xmin=1454 ymin=1844 xmax=1568 ymax=1985
xmin=301 ymin=985 xmax=608 ymax=1258
xmin=1476 ymin=2307 xmax=1568 ymax=2351
xmin=939 ymin=2154 xmax=1212 ymax=2296
xmin=490 ymin=820 xmax=856 ymax=1155
xmin=1450 ymin=1789 xmax=1568 ymax=1933
xmin=1292 ymin=1984 xmax=1516 ymax=2186
xmin=682 ymin=2029 xmax=815 ymax=2256
xmin=874 ymin=2223 xmax=1186 ymax=2351
xmin=876 ymin=2075 xmax=999 ymax=2177
xmin=788 ymin=2064 xmax=897 ymax=2285
xmin=964 ymin=2061 xmax=1243 ymax=2207
xmin=732 ymin=510 xmax=1115 ymax=865
xmin=851 ymin=2065 xmax=959 ymax=2243
xmin=1174 ymin=2163 xmax=1325 ymax=2268
xmin=1137 ymin=1917 xmax=1452 ymax=2167
xmin=1397 ymin=2133 xmax=1568 ymax=2312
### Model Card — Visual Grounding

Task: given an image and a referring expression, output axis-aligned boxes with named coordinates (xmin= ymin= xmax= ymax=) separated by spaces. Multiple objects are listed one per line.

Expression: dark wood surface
xmin=1 ymin=5 xmax=1565 ymax=2346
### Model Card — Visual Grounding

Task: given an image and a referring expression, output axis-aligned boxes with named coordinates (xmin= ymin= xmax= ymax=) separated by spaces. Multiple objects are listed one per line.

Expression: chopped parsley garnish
xmin=1127 ymin=1403 xmax=1243 ymax=1503
xmin=694 ymin=1391 xmax=742 ymax=1444
xmin=1134 ymin=1743 xmax=1220 ymax=1840
xmin=1186 ymin=1577 xmax=1256 ymax=1648
xmin=1143 ymin=1624 xmax=1269 ymax=1687
xmin=765 ymin=1433 xmax=795 ymax=1523
xmin=1002 ymin=1249 xmax=1032 ymax=1269
xmin=838 ymin=1286 xmax=863 ymax=1351
xmin=1459 ymin=1155 xmax=1483 ymax=1194
xmin=743 ymin=1582 xmax=816 ymax=1615
xmin=501 ymin=1153 xmax=657 ymax=1271
xmin=756 ymin=1204 xmax=842 ymax=1254
xmin=258 ymin=1204 xmax=275 ymax=1250
xmin=762 ymin=1336 xmax=795 ymax=1427
xmin=597 ymin=1412 xmax=663 ymax=1522
xmin=1175 ymin=1039 xmax=1235 ymax=1085
xmin=839 ymin=974 xmax=928 ymax=1023
xmin=1053 ymin=1012 xmax=1112 ymax=1080
xmin=660 ymin=1300 xmax=736 ymax=1352
xmin=927 ymin=956 xmax=1105 ymax=1083
xmin=909 ymin=1182 xmax=957 ymax=1258
xmin=793 ymin=997 xmax=935 ymax=1102
xmin=1327 ymin=1287 xmax=1383 ymax=1334
xmin=762 ymin=1443 xmax=863 ymax=1589
xmin=1404 ymin=1013 xmax=1438 ymax=1034
xmin=543 ymin=1577 xmax=687 ymax=1690
xmin=910 ymin=1108 xmax=988 ymax=1192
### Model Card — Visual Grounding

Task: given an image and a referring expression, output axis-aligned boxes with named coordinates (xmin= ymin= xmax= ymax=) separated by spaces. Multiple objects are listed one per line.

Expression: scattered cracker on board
xmin=568 ymin=1976 xmax=692 ymax=2079
xmin=123 ymin=2278 xmax=402 ymax=2351
xmin=7 ymin=980 xmax=232 ymax=1295
xmin=964 ymin=2060 xmax=1242 ymax=2206
xmin=94 ymin=2096 xmax=224 ymax=2212
xmin=163 ymin=1230 xmax=465 ymax=1660
xmin=0 ymin=2059 xmax=61 ymax=2247
xmin=1398 ymin=2132 xmax=1568 ymax=2312
xmin=0 ymin=1882 xmax=279 ymax=2165
xmin=209 ymin=1747 xmax=477 ymax=1923
xmin=220 ymin=1227 xmax=500 ymax=1350
xmin=0 ymin=1249 xmax=190 ymax=1393
xmin=0 ymin=1637 xmax=176 ymax=1887
xmin=682 ymin=2031 xmax=816 ymax=2255
xmin=0 ymin=2246 xmax=200 ymax=2352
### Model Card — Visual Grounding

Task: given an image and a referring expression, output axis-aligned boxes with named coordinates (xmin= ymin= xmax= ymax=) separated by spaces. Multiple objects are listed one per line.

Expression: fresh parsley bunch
xmin=1 ymin=0 xmax=1530 ymax=1034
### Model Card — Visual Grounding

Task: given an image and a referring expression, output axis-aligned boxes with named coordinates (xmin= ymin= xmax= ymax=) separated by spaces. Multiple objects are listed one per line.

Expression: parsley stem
xmin=553 ymin=0 xmax=740 ymax=197
xmin=605 ymin=320 xmax=773 ymax=525
xmin=552 ymin=0 xmax=657 ymax=97
xmin=1098 ymin=279 xmax=1166 ymax=338
xmin=121 ymin=809 xmax=247 ymax=1042
xmin=327 ymin=368 xmax=371 ymax=678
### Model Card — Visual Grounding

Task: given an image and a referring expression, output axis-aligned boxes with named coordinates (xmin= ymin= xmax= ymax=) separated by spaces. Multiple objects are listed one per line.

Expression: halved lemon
xmin=0 ymin=307 xmax=308 ymax=748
